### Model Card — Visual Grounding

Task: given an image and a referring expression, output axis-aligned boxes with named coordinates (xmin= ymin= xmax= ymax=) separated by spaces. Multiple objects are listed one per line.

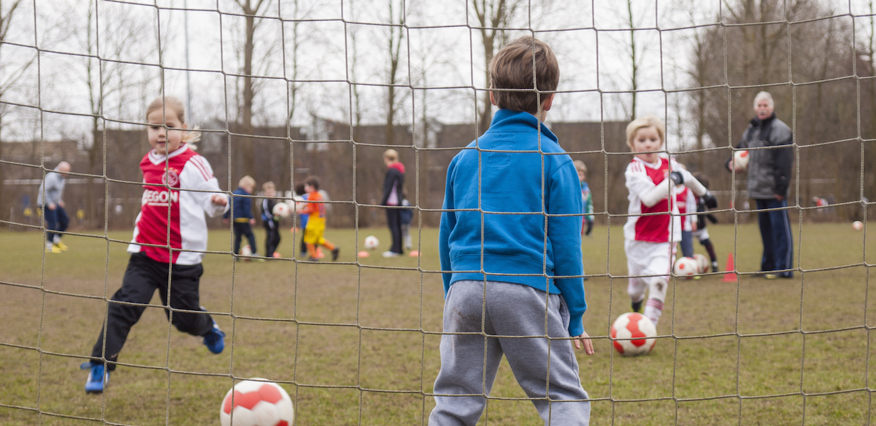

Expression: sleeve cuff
xmin=568 ymin=313 xmax=584 ymax=337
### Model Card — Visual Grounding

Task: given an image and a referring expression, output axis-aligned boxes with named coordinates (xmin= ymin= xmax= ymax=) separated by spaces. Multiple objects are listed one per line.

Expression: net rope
xmin=0 ymin=0 xmax=874 ymax=424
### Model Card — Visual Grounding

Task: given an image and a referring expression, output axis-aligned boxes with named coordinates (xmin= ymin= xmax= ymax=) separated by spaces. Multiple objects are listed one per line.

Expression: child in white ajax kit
xmin=623 ymin=115 xmax=717 ymax=327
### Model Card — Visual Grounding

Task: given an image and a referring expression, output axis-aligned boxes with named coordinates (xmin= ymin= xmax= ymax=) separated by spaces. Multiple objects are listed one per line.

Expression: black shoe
xmin=331 ymin=248 xmax=340 ymax=261
xmin=631 ymin=300 xmax=642 ymax=313
xmin=711 ymin=262 xmax=719 ymax=273
xmin=307 ymin=257 xmax=319 ymax=262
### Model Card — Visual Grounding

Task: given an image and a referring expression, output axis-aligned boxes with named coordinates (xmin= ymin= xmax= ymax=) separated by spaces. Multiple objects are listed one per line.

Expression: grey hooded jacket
xmin=37 ymin=165 xmax=67 ymax=207
xmin=731 ymin=113 xmax=794 ymax=199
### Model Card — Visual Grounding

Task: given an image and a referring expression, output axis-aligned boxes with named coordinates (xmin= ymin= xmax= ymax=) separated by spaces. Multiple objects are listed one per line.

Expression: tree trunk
xmin=88 ymin=122 xmax=103 ymax=228
xmin=479 ymin=32 xmax=494 ymax=134
xmin=240 ymin=6 xmax=256 ymax=179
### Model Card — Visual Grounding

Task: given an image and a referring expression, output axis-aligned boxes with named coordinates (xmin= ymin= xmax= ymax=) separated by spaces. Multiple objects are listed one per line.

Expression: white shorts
xmin=692 ymin=228 xmax=710 ymax=242
xmin=625 ymin=239 xmax=673 ymax=279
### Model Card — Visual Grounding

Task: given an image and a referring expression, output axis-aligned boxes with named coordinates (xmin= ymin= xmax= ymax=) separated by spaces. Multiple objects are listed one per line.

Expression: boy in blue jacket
xmin=224 ymin=175 xmax=258 ymax=258
xmin=430 ymin=36 xmax=594 ymax=426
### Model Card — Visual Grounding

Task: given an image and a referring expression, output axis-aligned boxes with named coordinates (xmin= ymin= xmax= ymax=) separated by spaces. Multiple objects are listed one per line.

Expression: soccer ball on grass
xmin=673 ymin=256 xmax=698 ymax=279
xmin=610 ymin=312 xmax=657 ymax=357
xmin=364 ymin=236 xmax=379 ymax=250
xmin=220 ymin=379 xmax=294 ymax=426
xmin=693 ymin=254 xmax=709 ymax=274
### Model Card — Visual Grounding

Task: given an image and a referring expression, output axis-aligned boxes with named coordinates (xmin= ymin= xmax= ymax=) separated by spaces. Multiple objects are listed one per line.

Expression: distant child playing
xmin=261 ymin=181 xmax=282 ymax=258
xmin=381 ymin=149 xmax=406 ymax=257
xmin=81 ymin=96 xmax=227 ymax=393
xmin=573 ymin=160 xmax=595 ymax=237
xmin=431 ymin=36 xmax=593 ymax=425
xmin=293 ymin=183 xmax=311 ymax=257
xmin=623 ymin=115 xmax=716 ymax=327
xmin=300 ymin=176 xmax=339 ymax=262
xmin=225 ymin=176 xmax=259 ymax=258
xmin=692 ymin=172 xmax=720 ymax=272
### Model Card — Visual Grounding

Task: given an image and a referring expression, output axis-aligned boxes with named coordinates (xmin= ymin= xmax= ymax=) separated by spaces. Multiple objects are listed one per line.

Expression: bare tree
xmin=383 ymin=0 xmax=406 ymax=146
xmin=625 ymin=0 xmax=640 ymax=120
xmin=689 ymin=0 xmax=863 ymax=217
xmin=348 ymin=0 xmax=364 ymax=141
xmin=471 ymin=0 xmax=522 ymax=133
xmin=63 ymin=0 xmax=155 ymax=227
xmin=229 ymin=0 xmax=271 ymax=178
xmin=0 ymin=0 xmax=33 ymax=214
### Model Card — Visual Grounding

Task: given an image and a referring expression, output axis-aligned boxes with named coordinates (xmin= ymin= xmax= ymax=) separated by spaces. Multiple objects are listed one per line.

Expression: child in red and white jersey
xmin=623 ymin=116 xmax=716 ymax=327
xmin=675 ymin=176 xmax=698 ymax=259
xmin=80 ymin=96 xmax=228 ymax=394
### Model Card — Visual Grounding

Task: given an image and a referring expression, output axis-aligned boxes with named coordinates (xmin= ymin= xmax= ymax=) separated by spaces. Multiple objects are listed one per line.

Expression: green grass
xmin=1 ymin=222 xmax=875 ymax=425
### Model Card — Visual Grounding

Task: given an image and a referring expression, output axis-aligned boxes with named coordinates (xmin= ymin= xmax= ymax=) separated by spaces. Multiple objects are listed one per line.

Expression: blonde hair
xmin=262 ymin=181 xmax=275 ymax=191
xmin=146 ymin=96 xmax=201 ymax=147
xmin=490 ymin=36 xmax=559 ymax=114
xmin=573 ymin=160 xmax=587 ymax=174
xmin=239 ymin=176 xmax=256 ymax=189
xmin=383 ymin=149 xmax=398 ymax=162
xmin=625 ymin=115 xmax=666 ymax=150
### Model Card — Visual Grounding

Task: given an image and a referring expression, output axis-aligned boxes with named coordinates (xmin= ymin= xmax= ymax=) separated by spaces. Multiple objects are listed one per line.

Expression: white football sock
xmin=644 ymin=298 xmax=664 ymax=326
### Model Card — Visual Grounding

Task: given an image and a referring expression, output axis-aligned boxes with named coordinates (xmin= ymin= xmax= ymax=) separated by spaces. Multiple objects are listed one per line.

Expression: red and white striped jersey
xmin=127 ymin=144 xmax=228 ymax=265
xmin=675 ymin=186 xmax=697 ymax=232
xmin=623 ymin=156 xmax=683 ymax=243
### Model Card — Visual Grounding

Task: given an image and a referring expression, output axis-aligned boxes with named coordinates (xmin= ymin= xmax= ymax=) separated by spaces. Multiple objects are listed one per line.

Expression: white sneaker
xmin=382 ymin=251 xmax=401 ymax=258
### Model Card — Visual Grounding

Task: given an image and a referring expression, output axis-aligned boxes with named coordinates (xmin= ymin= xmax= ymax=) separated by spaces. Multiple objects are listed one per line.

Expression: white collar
xmin=633 ymin=156 xmax=663 ymax=170
xmin=148 ymin=144 xmax=189 ymax=165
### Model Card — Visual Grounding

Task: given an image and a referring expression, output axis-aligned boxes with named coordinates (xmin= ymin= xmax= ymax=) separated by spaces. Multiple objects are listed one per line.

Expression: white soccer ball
xmin=733 ymin=150 xmax=749 ymax=171
xmin=693 ymin=254 xmax=709 ymax=274
xmin=364 ymin=236 xmax=379 ymax=250
xmin=220 ymin=379 xmax=294 ymax=426
xmin=241 ymin=245 xmax=252 ymax=257
xmin=853 ymin=221 xmax=864 ymax=231
xmin=611 ymin=312 xmax=657 ymax=357
xmin=272 ymin=202 xmax=290 ymax=218
xmin=673 ymin=257 xmax=698 ymax=279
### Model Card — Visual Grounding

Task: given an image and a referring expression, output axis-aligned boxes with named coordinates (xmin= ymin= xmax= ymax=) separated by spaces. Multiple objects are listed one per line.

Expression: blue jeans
xmin=755 ymin=198 xmax=794 ymax=277
xmin=43 ymin=205 xmax=69 ymax=243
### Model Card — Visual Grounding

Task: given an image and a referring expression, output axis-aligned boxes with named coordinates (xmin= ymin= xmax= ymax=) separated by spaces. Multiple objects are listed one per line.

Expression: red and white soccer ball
xmin=673 ymin=257 xmax=698 ymax=279
xmin=220 ymin=380 xmax=295 ymax=426
xmin=611 ymin=312 xmax=657 ymax=357
xmin=853 ymin=221 xmax=864 ymax=231
xmin=272 ymin=202 xmax=291 ymax=218
xmin=241 ymin=245 xmax=253 ymax=257
xmin=364 ymin=235 xmax=379 ymax=250
xmin=693 ymin=254 xmax=709 ymax=274
xmin=733 ymin=150 xmax=749 ymax=171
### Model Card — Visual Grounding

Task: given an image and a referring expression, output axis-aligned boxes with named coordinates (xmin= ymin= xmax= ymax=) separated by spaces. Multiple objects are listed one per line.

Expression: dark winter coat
xmin=730 ymin=112 xmax=794 ymax=199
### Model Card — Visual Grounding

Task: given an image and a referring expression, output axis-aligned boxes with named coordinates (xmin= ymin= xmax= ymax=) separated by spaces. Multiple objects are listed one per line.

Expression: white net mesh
xmin=1 ymin=0 xmax=875 ymax=424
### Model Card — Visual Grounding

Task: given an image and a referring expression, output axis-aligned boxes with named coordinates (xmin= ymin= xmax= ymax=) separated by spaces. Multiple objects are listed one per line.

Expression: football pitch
xmin=1 ymin=222 xmax=875 ymax=425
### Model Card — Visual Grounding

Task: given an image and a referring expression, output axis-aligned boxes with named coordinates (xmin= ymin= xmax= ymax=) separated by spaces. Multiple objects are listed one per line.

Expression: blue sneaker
xmin=203 ymin=321 xmax=225 ymax=354
xmin=80 ymin=362 xmax=108 ymax=393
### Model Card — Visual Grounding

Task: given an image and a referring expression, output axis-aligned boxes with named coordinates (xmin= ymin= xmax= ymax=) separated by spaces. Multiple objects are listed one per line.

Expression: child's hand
xmin=211 ymin=194 xmax=228 ymax=207
xmin=249 ymin=218 xmax=256 ymax=225
xmin=573 ymin=331 xmax=595 ymax=355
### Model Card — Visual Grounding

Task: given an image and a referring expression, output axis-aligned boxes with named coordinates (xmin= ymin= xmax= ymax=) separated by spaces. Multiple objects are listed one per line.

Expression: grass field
xmin=1 ymin=221 xmax=875 ymax=425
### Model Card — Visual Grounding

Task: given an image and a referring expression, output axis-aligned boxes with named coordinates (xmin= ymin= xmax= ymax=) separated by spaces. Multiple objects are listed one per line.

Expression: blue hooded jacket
xmin=225 ymin=187 xmax=253 ymax=220
xmin=438 ymin=109 xmax=587 ymax=336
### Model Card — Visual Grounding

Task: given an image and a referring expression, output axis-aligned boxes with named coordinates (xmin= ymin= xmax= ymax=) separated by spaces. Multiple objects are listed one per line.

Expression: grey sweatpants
xmin=429 ymin=280 xmax=590 ymax=426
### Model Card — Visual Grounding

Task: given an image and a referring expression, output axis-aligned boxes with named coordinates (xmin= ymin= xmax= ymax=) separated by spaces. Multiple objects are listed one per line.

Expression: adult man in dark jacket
xmin=728 ymin=91 xmax=794 ymax=279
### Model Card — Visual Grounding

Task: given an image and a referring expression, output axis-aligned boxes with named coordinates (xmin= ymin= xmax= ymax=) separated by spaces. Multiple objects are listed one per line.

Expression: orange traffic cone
xmin=722 ymin=253 xmax=738 ymax=282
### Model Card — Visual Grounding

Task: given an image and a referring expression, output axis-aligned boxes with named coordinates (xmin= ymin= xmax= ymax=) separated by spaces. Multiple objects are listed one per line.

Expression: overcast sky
xmin=0 ymin=0 xmax=871 ymax=151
